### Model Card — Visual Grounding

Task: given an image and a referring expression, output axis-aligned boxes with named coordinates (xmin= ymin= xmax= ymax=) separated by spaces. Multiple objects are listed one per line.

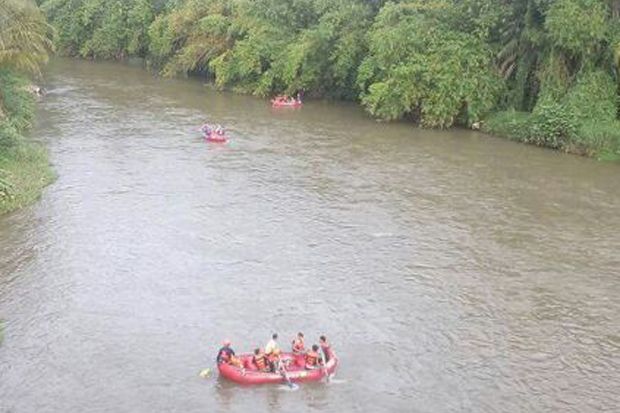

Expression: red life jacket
xmin=305 ymin=351 xmax=319 ymax=367
xmin=292 ymin=339 xmax=304 ymax=353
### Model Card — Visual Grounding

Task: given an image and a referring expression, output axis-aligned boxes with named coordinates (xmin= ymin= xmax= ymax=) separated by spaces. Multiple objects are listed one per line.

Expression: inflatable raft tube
xmin=204 ymin=134 xmax=228 ymax=143
xmin=218 ymin=349 xmax=337 ymax=385
xmin=271 ymin=99 xmax=303 ymax=108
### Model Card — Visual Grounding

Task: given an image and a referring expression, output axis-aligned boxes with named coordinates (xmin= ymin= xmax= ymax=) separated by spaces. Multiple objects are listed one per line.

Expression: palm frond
xmin=0 ymin=0 xmax=54 ymax=75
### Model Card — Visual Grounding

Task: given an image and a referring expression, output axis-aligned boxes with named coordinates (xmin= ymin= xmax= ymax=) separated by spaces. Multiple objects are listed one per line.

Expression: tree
xmin=357 ymin=1 xmax=501 ymax=127
xmin=0 ymin=0 xmax=54 ymax=75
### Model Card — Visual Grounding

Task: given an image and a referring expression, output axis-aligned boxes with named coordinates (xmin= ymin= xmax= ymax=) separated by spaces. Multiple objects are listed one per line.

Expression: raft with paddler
xmin=203 ymin=333 xmax=337 ymax=386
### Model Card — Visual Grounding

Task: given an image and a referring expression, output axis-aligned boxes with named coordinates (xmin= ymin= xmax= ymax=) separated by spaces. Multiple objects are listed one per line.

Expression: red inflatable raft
xmin=218 ymin=349 xmax=338 ymax=385
xmin=204 ymin=133 xmax=228 ymax=143
xmin=271 ymin=98 xmax=303 ymax=108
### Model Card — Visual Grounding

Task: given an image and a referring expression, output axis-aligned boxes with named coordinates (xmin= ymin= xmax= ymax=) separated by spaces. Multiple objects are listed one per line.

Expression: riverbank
xmin=2 ymin=57 xmax=619 ymax=412
xmin=0 ymin=71 xmax=55 ymax=216
xmin=483 ymin=111 xmax=620 ymax=161
xmin=39 ymin=0 xmax=620 ymax=163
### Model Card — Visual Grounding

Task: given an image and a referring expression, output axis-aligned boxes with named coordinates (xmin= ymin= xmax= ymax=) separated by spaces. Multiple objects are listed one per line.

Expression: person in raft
xmin=305 ymin=344 xmax=324 ymax=370
xmin=216 ymin=339 xmax=245 ymax=373
xmin=215 ymin=124 xmax=224 ymax=135
xmin=291 ymin=332 xmax=305 ymax=354
xmin=200 ymin=123 xmax=212 ymax=137
xmin=319 ymin=335 xmax=331 ymax=363
xmin=273 ymin=349 xmax=291 ymax=378
xmin=253 ymin=348 xmax=269 ymax=372
xmin=265 ymin=333 xmax=281 ymax=372
xmin=265 ymin=333 xmax=280 ymax=355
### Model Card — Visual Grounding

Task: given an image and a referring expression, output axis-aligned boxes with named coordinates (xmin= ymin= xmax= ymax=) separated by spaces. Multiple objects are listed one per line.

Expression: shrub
xmin=528 ymin=101 xmax=577 ymax=149
xmin=483 ymin=110 xmax=532 ymax=142
xmin=574 ymin=120 xmax=620 ymax=158
xmin=0 ymin=70 xmax=35 ymax=131
xmin=564 ymin=70 xmax=617 ymax=124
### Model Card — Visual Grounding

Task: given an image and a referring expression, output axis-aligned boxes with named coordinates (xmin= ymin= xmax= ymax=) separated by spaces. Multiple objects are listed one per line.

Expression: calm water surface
xmin=0 ymin=59 xmax=619 ymax=412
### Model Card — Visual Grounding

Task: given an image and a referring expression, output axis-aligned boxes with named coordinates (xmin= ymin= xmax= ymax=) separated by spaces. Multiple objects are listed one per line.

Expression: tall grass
xmin=0 ymin=70 xmax=54 ymax=215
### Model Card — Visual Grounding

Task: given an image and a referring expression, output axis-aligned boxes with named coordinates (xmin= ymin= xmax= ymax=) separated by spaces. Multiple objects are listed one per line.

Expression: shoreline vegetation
xmin=0 ymin=1 xmax=54 ymax=216
xmin=1 ymin=1 xmax=619 ymax=217
xmin=39 ymin=0 xmax=620 ymax=161
xmin=0 ymin=70 xmax=55 ymax=216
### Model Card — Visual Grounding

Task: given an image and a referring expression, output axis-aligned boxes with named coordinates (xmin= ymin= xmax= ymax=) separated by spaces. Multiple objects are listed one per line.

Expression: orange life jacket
xmin=254 ymin=354 xmax=267 ymax=370
xmin=305 ymin=351 xmax=319 ymax=367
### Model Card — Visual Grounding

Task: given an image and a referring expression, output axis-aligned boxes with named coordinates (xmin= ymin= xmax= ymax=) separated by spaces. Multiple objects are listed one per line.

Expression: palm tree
xmin=496 ymin=0 xmax=547 ymax=111
xmin=0 ymin=0 xmax=54 ymax=75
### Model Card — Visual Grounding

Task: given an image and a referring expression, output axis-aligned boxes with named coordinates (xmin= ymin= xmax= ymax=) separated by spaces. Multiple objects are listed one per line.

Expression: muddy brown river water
xmin=1 ymin=58 xmax=619 ymax=412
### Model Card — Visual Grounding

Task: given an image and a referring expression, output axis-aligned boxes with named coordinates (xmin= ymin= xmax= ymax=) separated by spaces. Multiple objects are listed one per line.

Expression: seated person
xmin=267 ymin=348 xmax=282 ymax=372
xmin=253 ymin=348 xmax=269 ymax=372
xmin=216 ymin=339 xmax=244 ymax=371
xmin=265 ymin=333 xmax=279 ymax=356
xmin=305 ymin=344 xmax=324 ymax=370
xmin=291 ymin=332 xmax=305 ymax=354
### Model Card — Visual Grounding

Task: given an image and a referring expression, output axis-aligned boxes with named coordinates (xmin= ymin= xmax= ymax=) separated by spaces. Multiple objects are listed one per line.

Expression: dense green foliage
xmin=0 ymin=69 xmax=55 ymax=214
xmin=38 ymin=0 xmax=620 ymax=157
xmin=0 ymin=0 xmax=54 ymax=74
xmin=357 ymin=2 xmax=502 ymax=127
xmin=1 ymin=1 xmax=54 ymax=213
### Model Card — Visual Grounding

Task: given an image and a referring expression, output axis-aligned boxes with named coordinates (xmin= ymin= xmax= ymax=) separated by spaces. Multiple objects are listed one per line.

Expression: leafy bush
xmin=0 ymin=71 xmax=34 ymax=123
xmin=484 ymin=104 xmax=578 ymax=151
xmin=0 ymin=70 xmax=54 ymax=215
xmin=574 ymin=120 xmax=620 ymax=158
xmin=0 ymin=121 xmax=23 ymax=150
xmin=528 ymin=101 xmax=577 ymax=148
xmin=483 ymin=110 xmax=532 ymax=142
xmin=42 ymin=0 xmax=156 ymax=59
xmin=0 ymin=167 xmax=14 ymax=198
xmin=545 ymin=0 xmax=607 ymax=57
xmin=564 ymin=70 xmax=617 ymax=124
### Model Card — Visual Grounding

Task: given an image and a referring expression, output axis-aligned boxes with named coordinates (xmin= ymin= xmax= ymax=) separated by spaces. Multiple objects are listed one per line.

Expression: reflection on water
xmin=0 ymin=58 xmax=619 ymax=412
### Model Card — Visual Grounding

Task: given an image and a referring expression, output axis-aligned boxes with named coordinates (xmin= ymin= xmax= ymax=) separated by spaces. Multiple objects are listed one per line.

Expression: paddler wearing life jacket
xmin=265 ymin=333 xmax=280 ymax=372
xmin=265 ymin=333 xmax=280 ymax=356
xmin=216 ymin=339 xmax=234 ymax=364
xmin=291 ymin=332 xmax=305 ymax=354
xmin=216 ymin=339 xmax=245 ymax=373
xmin=200 ymin=123 xmax=211 ymax=135
xmin=319 ymin=335 xmax=332 ymax=363
xmin=253 ymin=348 xmax=269 ymax=372
xmin=305 ymin=344 xmax=324 ymax=370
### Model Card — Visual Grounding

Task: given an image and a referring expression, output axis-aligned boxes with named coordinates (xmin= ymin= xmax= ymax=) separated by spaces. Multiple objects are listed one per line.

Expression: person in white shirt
xmin=265 ymin=333 xmax=279 ymax=355
xmin=265 ymin=333 xmax=280 ymax=372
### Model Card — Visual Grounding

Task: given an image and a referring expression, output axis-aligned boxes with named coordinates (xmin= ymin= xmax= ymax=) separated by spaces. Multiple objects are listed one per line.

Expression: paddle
xmin=278 ymin=361 xmax=294 ymax=388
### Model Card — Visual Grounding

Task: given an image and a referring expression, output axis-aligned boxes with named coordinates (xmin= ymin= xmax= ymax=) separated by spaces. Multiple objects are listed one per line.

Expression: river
xmin=0 ymin=58 xmax=619 ymax=412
